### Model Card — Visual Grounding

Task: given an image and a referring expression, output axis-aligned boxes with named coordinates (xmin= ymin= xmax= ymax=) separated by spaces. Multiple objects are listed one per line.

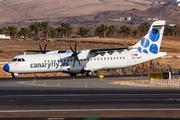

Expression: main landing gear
xmin=85 ymin=70 xmax=93 ymax=76
xmin=69 ymin=70 xmax=93 ymax=76
xmin=69 ymin=74 xmax=77 ymax=76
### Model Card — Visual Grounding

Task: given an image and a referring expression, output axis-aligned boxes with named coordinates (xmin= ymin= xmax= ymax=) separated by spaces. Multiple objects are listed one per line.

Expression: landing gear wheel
xmin=85 ymin=70 xmax=93 ymax=76
xmin=12 ymin=73 xmax=18 ymax=78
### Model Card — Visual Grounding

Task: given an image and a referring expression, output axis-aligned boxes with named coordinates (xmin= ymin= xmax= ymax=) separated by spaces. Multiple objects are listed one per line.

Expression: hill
xmin=0 ymin=0 xmax=151 ymax=23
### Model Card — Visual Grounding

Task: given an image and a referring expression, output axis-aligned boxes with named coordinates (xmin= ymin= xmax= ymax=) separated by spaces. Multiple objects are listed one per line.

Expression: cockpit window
xmin=12 ymin=58 xmax=17 ymax=62
xmin=12 ymin=58 xmax=25 ymax=62
xmin=18 ymin=58 xmax=21 ymax=62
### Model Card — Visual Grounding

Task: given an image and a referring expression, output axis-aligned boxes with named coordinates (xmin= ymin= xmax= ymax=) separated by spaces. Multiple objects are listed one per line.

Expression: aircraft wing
xmin=90 ymin=47 xmax=128 ymax=52
xmin=26 ymin=50 xmax=53 ymax=52
xmin=90 ymin=46 xmax=136 ymax=53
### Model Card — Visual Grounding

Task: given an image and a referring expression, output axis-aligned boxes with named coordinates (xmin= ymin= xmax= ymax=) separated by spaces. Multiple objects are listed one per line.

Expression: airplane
xmin=3 ymin=20 xmax=173 ymax=78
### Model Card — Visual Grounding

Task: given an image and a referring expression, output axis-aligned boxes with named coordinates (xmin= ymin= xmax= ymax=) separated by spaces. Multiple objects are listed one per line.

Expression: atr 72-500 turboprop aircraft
xmin=3 ymin=20 xmax=173 ymax=78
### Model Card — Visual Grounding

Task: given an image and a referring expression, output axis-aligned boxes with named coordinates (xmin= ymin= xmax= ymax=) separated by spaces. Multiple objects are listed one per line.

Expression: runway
xmin=1 ymin=75 xmax=180 ymax=118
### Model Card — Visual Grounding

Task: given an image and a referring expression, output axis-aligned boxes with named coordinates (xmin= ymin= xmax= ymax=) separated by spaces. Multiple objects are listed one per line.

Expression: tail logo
xmin=138 ymin=28 xmax=160 ymax=54
xmin=149 ymin=28 xmax=160 ymax=42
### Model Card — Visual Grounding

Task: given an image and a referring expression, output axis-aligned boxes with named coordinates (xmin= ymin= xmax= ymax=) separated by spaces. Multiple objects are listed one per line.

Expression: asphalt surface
xmin=1 ymin=75 xmax=180 ymax=118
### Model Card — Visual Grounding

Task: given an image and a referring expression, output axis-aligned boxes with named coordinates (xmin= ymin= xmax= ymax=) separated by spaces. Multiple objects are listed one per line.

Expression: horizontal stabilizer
xmin=153 ymin=24 xmax=176 ymax=27
xmin=143 ymin=24 xmax=176 ymax=27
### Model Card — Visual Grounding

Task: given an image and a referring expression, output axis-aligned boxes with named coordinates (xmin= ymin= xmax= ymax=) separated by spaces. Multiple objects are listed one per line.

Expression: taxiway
xmin=0 ymin=75 xmax=180 ymax=118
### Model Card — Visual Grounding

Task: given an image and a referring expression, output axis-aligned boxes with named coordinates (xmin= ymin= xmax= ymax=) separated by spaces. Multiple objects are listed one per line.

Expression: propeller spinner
xmin=69 ymin=42 xmax=81 ymax=67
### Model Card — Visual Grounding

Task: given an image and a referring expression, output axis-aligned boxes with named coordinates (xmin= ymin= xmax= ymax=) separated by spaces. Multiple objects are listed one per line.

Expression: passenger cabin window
xmin=104 ymin=58 xmax=106 ymax=60
xmin=107 ymin=57 xmax=109 ymax=60
xmin=123 ymin=57 xmax=125 ymax=59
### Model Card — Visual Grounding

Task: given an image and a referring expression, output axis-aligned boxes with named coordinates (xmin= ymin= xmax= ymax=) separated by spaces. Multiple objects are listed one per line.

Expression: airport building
xmin=0 ymin=34 xmax=10 ymax=39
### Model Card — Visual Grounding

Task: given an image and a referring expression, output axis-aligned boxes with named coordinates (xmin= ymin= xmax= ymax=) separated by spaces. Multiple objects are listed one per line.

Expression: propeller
xmin=69 ymin=42 xmax=81 ymax=67
xmin=39 ymin=44 xmax=47 ymax=54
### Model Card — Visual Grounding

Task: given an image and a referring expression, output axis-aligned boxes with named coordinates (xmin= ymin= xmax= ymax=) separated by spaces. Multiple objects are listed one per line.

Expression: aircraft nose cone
xmin=3 ymin=64 xmax=10 ymax=72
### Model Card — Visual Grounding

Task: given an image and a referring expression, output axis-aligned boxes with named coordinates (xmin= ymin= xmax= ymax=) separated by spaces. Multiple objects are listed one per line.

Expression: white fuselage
xmin=7 ymin=49 xmax=167 ymax=75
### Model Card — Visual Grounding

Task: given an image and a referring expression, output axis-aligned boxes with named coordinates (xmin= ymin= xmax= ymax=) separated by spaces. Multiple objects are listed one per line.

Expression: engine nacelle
xmin=77 ymin=50 xmax=94 ymax=59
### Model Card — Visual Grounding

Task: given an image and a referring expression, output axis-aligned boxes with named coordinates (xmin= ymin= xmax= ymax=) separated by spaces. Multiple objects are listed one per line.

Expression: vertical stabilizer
xmin=133 ymin=20 xmax=165 ymax=54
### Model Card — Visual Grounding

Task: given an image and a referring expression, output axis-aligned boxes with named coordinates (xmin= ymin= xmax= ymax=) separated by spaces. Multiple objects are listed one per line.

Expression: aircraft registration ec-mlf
xmin=3 ymin=20 xmax=173 ymax=78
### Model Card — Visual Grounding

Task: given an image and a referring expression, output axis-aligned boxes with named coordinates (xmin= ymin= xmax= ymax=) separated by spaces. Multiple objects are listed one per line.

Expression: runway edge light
xmin=44 ymin=80 xmax=46 ymax=85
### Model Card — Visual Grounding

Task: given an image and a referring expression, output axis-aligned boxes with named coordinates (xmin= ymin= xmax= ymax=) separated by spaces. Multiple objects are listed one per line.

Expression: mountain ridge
xmin=0 ymin=0 xmax=151 ymax=22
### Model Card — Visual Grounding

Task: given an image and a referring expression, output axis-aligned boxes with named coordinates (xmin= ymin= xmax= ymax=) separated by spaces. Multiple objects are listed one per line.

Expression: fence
xmin=150 ymin=78 xmax=180 ymax=87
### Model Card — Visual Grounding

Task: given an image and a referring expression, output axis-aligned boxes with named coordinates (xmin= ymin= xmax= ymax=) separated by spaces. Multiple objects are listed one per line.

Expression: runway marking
xmin=2 ymin=109 xmax=180 ymax=112
xmin=17 ymin=82 xmax=60 ymax=87
xmin=2 ymin=94 xmax=180 ymax=97
xmin=17 ymin=81 xmax=100 ymax=88
xmin=34 ymin=99 xmax=175 ymax=102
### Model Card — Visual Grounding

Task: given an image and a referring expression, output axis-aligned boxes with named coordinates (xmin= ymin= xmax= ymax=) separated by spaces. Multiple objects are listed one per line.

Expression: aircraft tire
xmin=12 ymin=73 xmax=17 ymax=78
xmin=85 ymin=70 xmax=93 ymax=76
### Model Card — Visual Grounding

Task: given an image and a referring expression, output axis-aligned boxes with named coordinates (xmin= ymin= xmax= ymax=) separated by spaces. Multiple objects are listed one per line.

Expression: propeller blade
xmin=73 ymin=59 xmax=75 ymax=67
xmin=77 ymin=58 xmax=81 ymax=66
xmin=75 ymin=42 xmax=77 ymax=53
xmin=39 ymin=44 xmax=47 ymax=54
xmin=39 ymin=44 xmax=43 ymax=52
xmin=70 ymin=42 xmax=81 ymax=68
xmin=69 ymin=45 xmax=74 ymax=53
xmin=44 ymin=43 xmax=47 ymax=52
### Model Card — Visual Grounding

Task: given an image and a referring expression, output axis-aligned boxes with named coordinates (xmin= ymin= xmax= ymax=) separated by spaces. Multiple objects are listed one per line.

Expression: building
xmin=154 ymin=2 xmax=167 ymax=5
xmin=143 ymin=18 xmax=158 ymax=21
xmin=0 ymin=34 xmax=10 ymax=39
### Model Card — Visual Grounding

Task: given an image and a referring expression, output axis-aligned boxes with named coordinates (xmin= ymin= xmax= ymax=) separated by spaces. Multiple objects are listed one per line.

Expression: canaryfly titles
xmin=30 ymin=62 xmax=60 ymax=69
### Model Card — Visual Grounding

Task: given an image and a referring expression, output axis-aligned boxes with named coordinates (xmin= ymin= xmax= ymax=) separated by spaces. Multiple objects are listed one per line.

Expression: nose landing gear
xmin=12 ymin=73 xmax=18 ymax=78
